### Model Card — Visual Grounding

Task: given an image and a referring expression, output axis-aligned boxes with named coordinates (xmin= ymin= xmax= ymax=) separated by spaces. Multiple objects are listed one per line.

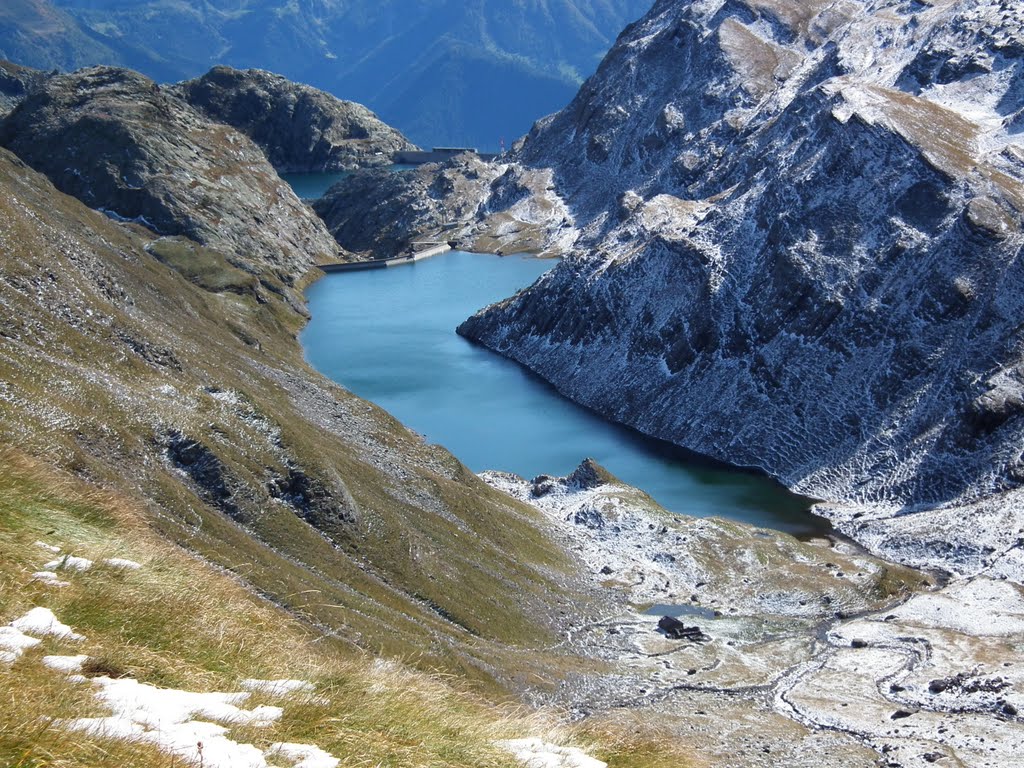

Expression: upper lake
xmin=302 ymin=251 xmax=825 ymax=536
xmin=282 ymin=165 xmax=416 ymax=200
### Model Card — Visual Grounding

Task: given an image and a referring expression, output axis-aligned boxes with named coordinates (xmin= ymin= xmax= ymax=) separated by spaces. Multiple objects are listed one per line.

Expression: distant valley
xmin=0 ymin=0 xmax=652 ymax=148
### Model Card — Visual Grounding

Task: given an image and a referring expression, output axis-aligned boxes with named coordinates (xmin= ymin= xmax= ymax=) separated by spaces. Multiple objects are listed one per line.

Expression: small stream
xmin=302 ymin=250 xmax=828 ymax=536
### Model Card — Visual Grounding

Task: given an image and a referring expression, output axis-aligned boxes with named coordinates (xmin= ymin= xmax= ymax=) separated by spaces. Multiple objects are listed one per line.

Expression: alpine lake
xmin=302 ymin=250 xmax=827 ymax=536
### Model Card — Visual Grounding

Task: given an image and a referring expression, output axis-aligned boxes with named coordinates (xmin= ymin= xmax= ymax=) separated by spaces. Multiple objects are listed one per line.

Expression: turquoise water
xmin=302 ymin=251 xmax=825 ymax=535
xmin=282 ymin=165 xmax=416 ymax=200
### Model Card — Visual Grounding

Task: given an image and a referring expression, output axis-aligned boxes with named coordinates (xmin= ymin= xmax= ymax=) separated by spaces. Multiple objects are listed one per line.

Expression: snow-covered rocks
xmin=483 ymin=460 xmax=917 ymax=619
xmin=884 ymin=577 xmax=1024 ymax=636
xmin=497 ymin=738 xmax=607 ymax=768
xmin=10 ymin=607 xmax=85 ymax=641
xmin=782 ymin=576 xmax=1024 ymax=766
xmin=44 ymin=555 xmax=94 ymax=572
xmin=486 ymin=459 xmax=1024 ymax=766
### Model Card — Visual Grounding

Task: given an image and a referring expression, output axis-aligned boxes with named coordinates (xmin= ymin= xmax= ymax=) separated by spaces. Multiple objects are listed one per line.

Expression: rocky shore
xmin=487 ymin=461 xmax=1024 ymax=767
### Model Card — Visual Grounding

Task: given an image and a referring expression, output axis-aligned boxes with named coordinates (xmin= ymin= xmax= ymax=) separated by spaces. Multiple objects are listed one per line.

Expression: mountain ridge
xmin=171 ymin=66 xmax=417 ymax=173
xmin=0 ymin=0 xmax=654 ymax=148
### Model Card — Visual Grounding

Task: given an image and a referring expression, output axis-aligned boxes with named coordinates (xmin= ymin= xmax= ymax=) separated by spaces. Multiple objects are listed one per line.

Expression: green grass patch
xmin=146 ymin=236 xmax=260 ymax=295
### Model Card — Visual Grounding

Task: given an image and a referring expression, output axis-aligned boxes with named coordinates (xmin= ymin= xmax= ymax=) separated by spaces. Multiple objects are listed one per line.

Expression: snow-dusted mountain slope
xmin=451 ymin=0 xmax=1024 ymax=576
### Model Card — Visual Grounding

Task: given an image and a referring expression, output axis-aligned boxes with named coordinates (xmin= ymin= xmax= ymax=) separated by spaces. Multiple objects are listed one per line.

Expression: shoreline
xmin=482 ymin=461 xmax=1024 ymax=767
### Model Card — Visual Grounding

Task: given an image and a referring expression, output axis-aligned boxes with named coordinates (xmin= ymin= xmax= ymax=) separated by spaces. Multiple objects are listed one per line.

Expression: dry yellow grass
xmin=0 ymin=449 xmax=699 ymax=768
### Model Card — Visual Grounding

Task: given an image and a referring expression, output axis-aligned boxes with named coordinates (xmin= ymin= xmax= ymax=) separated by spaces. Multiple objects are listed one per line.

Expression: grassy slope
xmin=0 ymin=449 xmax=696 ymax=768
xmin=0 ymin=143 xmax=584 ymax=688
xmin=0 ymin=140 xmax=702 ymax=765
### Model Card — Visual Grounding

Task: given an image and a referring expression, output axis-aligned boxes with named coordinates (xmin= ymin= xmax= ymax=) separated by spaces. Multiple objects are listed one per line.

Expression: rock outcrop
xmin=314 ymin=153 xmax=498 ymax=257
xmin=172 ymin=66 xmax=417 ymax=173
xmin=339 ymin=0 xmax=1024 ymax=577
xmin=0 ymin=66 xmax=344 ymax=300
xmin=315 ymin=153 xmax=578 ymax=259
xmin=0 ymin=60 xmax=47 ymax=116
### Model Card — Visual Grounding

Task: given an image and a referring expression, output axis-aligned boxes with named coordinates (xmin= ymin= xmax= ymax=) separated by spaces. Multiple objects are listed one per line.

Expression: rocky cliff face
xmin=347 ymin=0 xmax=1024 ymax=577
xmin=172 ymin=66 xmax=416 ymax=173
xmin=0 ymin=66 xmax=345 ymax=304
xmin=314 ymin=154 xmax=502 ymax=257
xmin=316 ymin=152 xmax=581 ymax=259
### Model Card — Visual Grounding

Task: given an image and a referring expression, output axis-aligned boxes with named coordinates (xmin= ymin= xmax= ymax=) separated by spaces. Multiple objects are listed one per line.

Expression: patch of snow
xmin=0 ymin=626 xmax=41 ymax=663
xmin=141 ymin=720 xmax=267 ymax=768
xmin=45 ymin=555 xmax=94 ymax=572
xmin=240 ymin=679 xmax=315 ymax=696
xmin=44 ymin=654 xmax=88 ymax=673
xmin=32 ymin=571 xmax=70 ymax=587
xmin=100 ymin=209 xmax=160 ymax=232
xmin=267 ymin=743 xmax=340 ymax=768
xmin=89 ymin=677 xmax=283 ymax=729
xmin=888 ymin=577 xmax=1024 ymax=636
xmin=98 ymin=207 xmax=131 ymax=223
xmin=54 ymin=675 xmax=314 ymax=768
xmin=35 ymin=541 xmax=61 ymax=553
xmin=11 ymin=607 xmax=86 ymax=641
xmin=497 ymin=738 xmax=607 ymax=768
xmin=208 ymin=388 xmax=242 ymax=406
xmin=103 ymin=558 xmax=143 ymax=570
